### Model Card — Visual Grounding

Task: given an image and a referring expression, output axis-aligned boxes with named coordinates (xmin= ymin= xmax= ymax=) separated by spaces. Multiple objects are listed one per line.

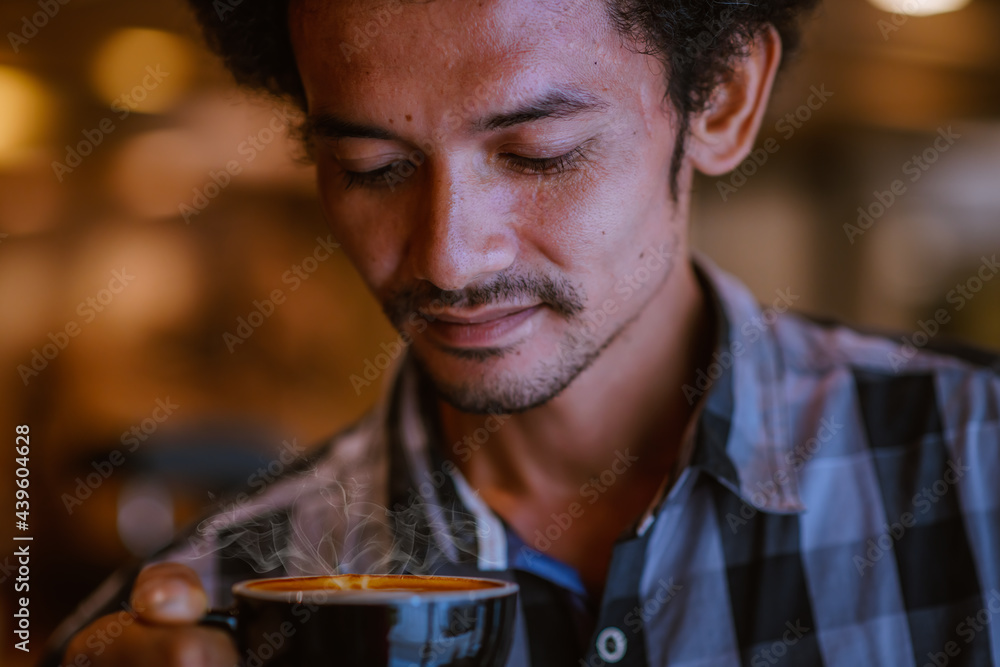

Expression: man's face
xmin=289 ymin=0 xmax=688 ymax=413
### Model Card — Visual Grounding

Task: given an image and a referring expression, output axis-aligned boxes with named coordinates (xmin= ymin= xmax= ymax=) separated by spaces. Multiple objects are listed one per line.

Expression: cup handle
xmin=199 ymin=609 xmax=238 ymax=635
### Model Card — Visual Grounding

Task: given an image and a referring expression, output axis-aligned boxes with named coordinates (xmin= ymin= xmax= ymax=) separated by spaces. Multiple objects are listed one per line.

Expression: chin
xmin=410 ymin=324 xmax=620 ymax=415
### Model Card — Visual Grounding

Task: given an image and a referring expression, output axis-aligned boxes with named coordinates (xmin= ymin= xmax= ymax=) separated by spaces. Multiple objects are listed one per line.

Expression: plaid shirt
xmin=47 ymin=256 xmax=1000 ymax=667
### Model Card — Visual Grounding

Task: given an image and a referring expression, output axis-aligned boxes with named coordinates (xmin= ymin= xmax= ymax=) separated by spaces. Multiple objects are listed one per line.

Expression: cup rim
xmin=232 ymin=573 xmax=519 ymax=605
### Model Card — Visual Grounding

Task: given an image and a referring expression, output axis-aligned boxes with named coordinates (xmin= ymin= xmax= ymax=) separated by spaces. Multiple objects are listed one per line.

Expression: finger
xmin=133 ymin=562 xmax=205 ymax=592
xmin=131 ymin=563 xmax=209 ymax=625
xmin=65 ymin=618 xmax=238 ymax=667
xmin=153 ymin=625 xmax=240 ymax=667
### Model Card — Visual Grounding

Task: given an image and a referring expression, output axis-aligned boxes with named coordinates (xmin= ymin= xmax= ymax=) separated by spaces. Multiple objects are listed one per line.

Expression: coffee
xmin=203 ymin=574 xmax=519 ymax=667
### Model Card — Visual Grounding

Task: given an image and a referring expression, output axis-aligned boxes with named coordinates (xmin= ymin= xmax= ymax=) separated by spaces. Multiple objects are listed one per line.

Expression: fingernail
xmin=132 ymin=580 xmax=206 ymax=622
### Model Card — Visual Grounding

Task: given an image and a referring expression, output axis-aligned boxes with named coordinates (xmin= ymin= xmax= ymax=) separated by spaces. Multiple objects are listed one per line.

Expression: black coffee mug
xmin=200 ymin=574 xmax=519 ymax=667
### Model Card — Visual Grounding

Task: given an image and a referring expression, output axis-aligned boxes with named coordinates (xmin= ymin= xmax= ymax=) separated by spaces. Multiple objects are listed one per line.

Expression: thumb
xmin=130 ymin=562 xmax=209 ymax=625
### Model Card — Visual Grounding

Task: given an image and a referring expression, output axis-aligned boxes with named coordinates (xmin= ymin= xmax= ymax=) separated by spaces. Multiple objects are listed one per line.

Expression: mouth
xmin=420 ymin=304 xmax=543 ymax=349
xmin=425 ymin=304 xmax=541 ymax=325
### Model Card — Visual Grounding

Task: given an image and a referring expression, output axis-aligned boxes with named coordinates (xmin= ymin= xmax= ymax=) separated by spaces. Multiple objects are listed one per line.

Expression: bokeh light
xmin=89 ymin=28 xmax=196 ymax=114
xmin=0 ymin=66 xmax=53 ymax=166
xmin=868 ymin=0 xmax=972 ymax=17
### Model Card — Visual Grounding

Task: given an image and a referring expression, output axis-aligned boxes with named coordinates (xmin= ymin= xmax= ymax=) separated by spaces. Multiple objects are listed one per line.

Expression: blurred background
xmin=0 ymin=0 xmax=998 ymax=663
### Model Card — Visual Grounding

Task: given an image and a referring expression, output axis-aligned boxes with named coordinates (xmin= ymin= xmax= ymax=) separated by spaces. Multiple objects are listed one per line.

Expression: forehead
xmin=288 ymin=0 xmax=624 ymax=112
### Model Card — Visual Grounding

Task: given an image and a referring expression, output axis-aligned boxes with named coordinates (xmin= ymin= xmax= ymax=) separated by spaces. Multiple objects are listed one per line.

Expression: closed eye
xmin=340 ymin=144 xmax=591 ymax=190
xmin=342 ymin=160 xmax=416 ymax=190
xmin=501 ymin=146 xmax=590 ymax=175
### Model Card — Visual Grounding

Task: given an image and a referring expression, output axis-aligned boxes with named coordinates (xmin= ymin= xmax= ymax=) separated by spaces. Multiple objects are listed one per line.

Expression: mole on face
xmin=405 ymin=114 xmax=412 ymax=121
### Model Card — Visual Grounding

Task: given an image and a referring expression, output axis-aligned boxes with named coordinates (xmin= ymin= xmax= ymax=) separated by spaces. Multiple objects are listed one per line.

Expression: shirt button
xmin=596 ymin=627 xmax=627 ymax=663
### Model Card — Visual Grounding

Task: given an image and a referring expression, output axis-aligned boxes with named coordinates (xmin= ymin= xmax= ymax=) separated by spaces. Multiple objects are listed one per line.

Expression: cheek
xmin=512 ymin=165 xmax=615 ymax=256
xmin=517 ymin=164 xmax=659 ymax=273
xmin=517 ymin=150 xmax=678 ymax=310
xmin=315 ymin=160 xmax=402 ymax=291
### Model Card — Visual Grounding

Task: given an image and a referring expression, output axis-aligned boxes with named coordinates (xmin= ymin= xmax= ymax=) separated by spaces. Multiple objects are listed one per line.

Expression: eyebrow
xmin=304 ymin=87 xmax=609 ymax=141
xmin=473 ymin=88 xmax=609 ymax=132
xmin=304 ymin=116 xmax=398 ymax=142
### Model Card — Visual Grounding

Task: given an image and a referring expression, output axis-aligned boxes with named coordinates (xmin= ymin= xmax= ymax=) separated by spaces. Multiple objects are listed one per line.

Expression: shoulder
xmin=773 ymin=312 xmax=999 ymax=434
xmin=773 ymin=312 xmax=999 ymax=506
xmin=775 ymin=310 xmax=999 ymax=378
xmin=753 ymin=314 xmax=1000 ymax=639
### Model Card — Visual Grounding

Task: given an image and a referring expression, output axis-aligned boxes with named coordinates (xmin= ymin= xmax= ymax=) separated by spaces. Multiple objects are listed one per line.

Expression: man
xmin=51 ymin=0 xmax=1000 ymax=665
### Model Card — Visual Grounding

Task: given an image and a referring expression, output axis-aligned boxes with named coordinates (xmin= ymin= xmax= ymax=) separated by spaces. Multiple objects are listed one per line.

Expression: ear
xmin=686 ymin=25 xmax=783 ymax=176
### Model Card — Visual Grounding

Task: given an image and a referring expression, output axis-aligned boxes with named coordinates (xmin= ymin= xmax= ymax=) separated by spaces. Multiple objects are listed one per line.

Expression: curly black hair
xmin=187 ymin=0 xmax=820 ymax=192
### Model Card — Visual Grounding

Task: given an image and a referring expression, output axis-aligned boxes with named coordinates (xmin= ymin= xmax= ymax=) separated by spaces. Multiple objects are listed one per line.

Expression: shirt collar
xmin=689 ymin=252 xmax=805 ymax=514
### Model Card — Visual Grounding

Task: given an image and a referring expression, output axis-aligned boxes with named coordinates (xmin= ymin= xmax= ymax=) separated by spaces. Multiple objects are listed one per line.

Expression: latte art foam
xmin=242 ymin=574 xmax=504 ymax=598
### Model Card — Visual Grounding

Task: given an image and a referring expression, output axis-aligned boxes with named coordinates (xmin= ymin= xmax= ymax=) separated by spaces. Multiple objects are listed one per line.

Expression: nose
xmin=408 ymin=158 xmax=517 ymax=292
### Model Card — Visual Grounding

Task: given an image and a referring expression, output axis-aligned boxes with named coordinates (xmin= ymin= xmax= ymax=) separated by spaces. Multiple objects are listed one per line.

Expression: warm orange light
xmin=89 ymin=28 xmax=196 ymax=114
xmin=868 ymin=0 xmax=971 ymax=16
xmin=0 ymin=66 xmax=53 ymax=166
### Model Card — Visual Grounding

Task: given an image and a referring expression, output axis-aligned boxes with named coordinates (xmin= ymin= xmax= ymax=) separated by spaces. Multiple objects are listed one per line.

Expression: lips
xmin=426 ymin=305 xmax=539 ymax=325
xmin=421 ymin=305 xmax=542 ymax=349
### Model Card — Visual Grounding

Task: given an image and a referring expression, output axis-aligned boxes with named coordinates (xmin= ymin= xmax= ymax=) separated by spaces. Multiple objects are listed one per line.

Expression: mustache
xmin=382 ymin=272 xmax=586 ymax=329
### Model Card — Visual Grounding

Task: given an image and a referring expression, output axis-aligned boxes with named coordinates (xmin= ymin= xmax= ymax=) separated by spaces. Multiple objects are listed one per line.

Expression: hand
xmin=63 ymin=563 xmax=239 ymax=667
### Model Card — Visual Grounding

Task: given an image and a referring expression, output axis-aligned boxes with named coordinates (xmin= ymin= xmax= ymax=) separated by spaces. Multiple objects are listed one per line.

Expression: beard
xmin=410 ymin=311 xmax=638 ymax=414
